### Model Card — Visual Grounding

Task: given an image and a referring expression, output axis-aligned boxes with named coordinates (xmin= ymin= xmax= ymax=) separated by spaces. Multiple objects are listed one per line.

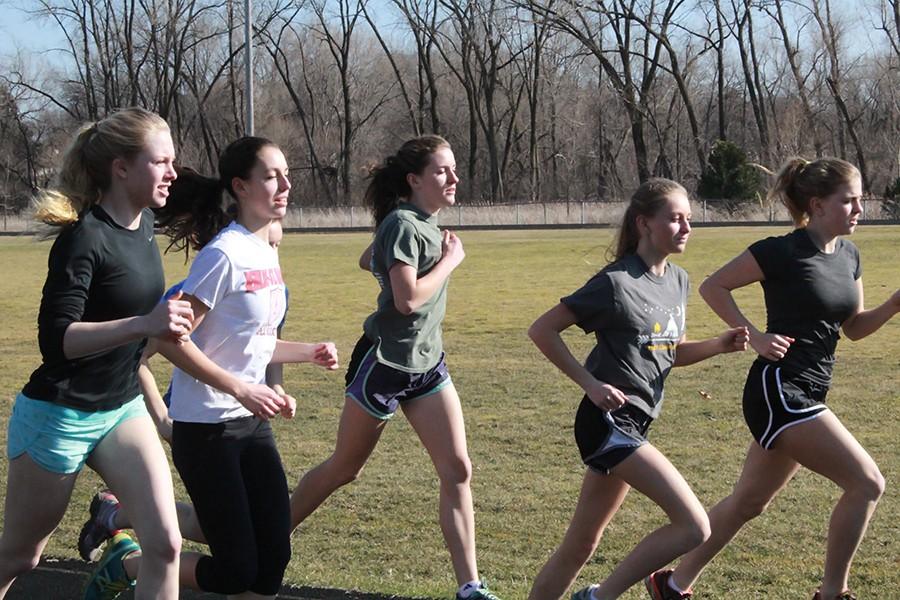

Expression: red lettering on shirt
xmin=244 ymin=268 xmax=284 ymax=291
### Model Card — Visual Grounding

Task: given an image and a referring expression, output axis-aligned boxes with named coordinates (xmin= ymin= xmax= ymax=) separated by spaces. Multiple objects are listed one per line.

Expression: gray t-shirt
xmin=561 ymin=254 xmax=689 ymax=419
xmin=363 ymin=203 xmax=447 ymax=373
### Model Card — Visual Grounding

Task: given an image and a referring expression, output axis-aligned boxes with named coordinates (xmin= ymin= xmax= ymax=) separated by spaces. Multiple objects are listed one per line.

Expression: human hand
xmin=750 ymin=330 xmax=794 ymax=361
xmin=235 ymin=383 xmax=286 ymax=420
xmin=585 ymin=379 xmax=628 ymax=411
xmin=278 ymin=393 xmax=297 ymax=419
xmin=311 ymin=342 xmax=339 ymax=370
xmin=441 ymin=230 xmax=465 ymax=269
xmin=719 ymin=326 xmax=750 ymax=354
xmin=142 ymin=291 xmax=193 ymax=342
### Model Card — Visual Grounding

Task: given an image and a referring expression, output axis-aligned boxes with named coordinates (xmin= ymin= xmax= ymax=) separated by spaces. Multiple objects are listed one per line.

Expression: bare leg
xmin=402 ymin=384 xmax=479 ymax=586
xmin=289 ymin=397 xmax=387 ymax=530
xmin=590 ymin=444 xmax=710 ymax=599
xmin=670 ymin=441 xmax=799 ymax=590
xmin=115 ymin=501 xmax=206 ymax=544
xmin=88 ymin=415 xmax=181 ymax=599
xmin=527 ymin=470 xmax=630 ymax=600
xmin=0 ymin=455 xmax=77 ymax=598
xmin=773 ymin=410 xmax=884 ymax=597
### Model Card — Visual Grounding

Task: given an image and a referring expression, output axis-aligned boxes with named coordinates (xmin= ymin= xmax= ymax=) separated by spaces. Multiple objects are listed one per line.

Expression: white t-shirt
xmin=168 ymin=222 xmax=286 ymax=423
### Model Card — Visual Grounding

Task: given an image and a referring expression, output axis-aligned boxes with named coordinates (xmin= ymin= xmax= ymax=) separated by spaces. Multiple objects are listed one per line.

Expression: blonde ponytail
xmin=33 ymin=107 xmax=169 ymax=232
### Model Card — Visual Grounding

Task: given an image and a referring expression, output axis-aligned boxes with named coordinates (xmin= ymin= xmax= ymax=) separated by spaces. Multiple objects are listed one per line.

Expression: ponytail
xmin=156 ymin=136 xmax=279 ymax=257
xmin=365 ymin=135 xmax=449 ymax=227
xmin=768 ymin=157 xmax=859 ymax=227
xmin=33 ymin=108 xmax=169 ymax=233
xmin=155 ymin=167 xmax=230 ymax=257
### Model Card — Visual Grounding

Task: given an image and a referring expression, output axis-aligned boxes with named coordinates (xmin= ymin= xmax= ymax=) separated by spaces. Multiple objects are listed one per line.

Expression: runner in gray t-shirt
xmin=527 ymin=178 xmax=749 ymax=600
xmin=288 ymin=136 xmax=502 ymax=600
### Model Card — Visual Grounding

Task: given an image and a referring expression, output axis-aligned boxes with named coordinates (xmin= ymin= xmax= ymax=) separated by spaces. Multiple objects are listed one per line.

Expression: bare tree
xmin=763 ymin=0 xmax=825 ymax=155
xmin=810 ymin=0 xmax=870 ymax=190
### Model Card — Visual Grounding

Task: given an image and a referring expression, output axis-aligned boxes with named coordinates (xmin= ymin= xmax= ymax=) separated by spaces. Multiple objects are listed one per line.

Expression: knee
xmin=733 ymin=493 xmax=772 ymax=522
xmin=681 ymin=513 xmax=711 ymax=549
xmin=851 ymin=466 xmax=886 ymax=504
xmin=332 ymin=460 xmax=365 ymax=487
xmin=215 ymin=562 xmax=260 ymax=595
xmin=560 ymin=532 xmax=602 ymax=566
xmin=436 ymin=454 xmax=472 ymax=487
xmin=144 ymin=533 xmax=182 ymax=565
xmin=136 ymin=523 xmax=182 ymax=565
xmin=0 ymin=547 xmax=41 ymax=579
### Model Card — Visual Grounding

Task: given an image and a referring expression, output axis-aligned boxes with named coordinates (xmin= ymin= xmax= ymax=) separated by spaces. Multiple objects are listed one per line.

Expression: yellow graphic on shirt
xmin=637 ymin=304 xmax=685 ymax=352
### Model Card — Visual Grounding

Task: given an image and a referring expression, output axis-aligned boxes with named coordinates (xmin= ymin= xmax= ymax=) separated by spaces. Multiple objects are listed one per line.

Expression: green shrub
xmin=697 ymin=140 xmax=763 ymax=214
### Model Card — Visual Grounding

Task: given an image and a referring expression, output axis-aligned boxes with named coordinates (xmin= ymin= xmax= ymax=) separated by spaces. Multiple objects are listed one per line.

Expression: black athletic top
xmin=748 ymin=228 xmax=861 ymax=387
xmin=22 ymin=205 xmax=165 ymax=412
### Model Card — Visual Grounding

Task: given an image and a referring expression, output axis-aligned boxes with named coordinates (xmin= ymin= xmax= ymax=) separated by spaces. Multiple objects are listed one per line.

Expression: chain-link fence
xmin=277 ymin=198 xmax=898 ymax=230
xmin=2 ymin=199 xmax=898 ymax=233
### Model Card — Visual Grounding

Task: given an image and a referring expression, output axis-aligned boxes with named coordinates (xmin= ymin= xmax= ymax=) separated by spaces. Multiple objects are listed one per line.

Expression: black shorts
xmin=742 ymin=361 xmax=828 ymax=450
xmin=344 ymin=335 xmax=451 ymax=420
xmin=574 ymin=399 xmax=652 ymax=474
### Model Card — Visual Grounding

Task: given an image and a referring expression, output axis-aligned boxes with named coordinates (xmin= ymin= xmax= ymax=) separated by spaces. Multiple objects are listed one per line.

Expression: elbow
xmin=842 ymin=328 xmax=861 ymax=342
xmin=393 ymin=299 xmax=416 ymax=316
xmin=698 ymin=278 xmax=714 ymax=302
xmin=527 ymin=321 xmax=545 ymax=345
xmin=54 ymin=321 xmax=76 ymax=361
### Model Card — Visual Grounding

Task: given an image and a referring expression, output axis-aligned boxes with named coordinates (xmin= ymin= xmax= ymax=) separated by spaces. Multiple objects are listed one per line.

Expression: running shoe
xmin=457 ymin=580 xmax=502 ymax=600
xmin=78 ymin=489 xmax=121 ymax=561
xmin=812 ymin=591 xmax=857 ymax=600
xmin=645 ymin=569 xmax=693 ymax=599
xmin=571 ymin=585 xmax=598 ymax=600
xmin=83 ymin=532 xmax=139 ymax=600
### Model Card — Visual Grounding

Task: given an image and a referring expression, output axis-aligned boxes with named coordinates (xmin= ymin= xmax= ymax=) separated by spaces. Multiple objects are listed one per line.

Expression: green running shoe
xmin=83 ymin=532 xmax=139 ymax=600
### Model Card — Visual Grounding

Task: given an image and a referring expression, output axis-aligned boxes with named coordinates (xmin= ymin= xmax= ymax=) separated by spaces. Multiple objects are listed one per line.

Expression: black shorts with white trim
xmin=574 ymin=399 xmax=652 ymax=474
xmin=742 ymin=361 xmax=828 ymax=450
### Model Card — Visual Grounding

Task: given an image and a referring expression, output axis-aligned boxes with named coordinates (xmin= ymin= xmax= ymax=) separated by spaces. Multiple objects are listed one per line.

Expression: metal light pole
xmin=245 ymin=0 xmax=254 ymax=135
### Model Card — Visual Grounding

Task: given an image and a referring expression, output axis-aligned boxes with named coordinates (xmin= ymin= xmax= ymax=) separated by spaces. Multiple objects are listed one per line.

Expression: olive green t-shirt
xmin=363 ymin=203 xmax=447 ymax=373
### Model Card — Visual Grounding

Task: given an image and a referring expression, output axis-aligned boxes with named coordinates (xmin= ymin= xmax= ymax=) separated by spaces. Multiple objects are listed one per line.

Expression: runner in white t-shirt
xmin=81 ymin=137 xmax=337 ymax=599
xmin=76 ymin=220 xmax=295 ymax=561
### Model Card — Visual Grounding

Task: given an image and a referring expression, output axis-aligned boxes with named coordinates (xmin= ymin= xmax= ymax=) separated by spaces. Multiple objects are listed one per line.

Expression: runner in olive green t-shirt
xmin=288 ymin=135 xmax=502 ymax=600
xmin=363 ymin=201 xmax=447 ymax=373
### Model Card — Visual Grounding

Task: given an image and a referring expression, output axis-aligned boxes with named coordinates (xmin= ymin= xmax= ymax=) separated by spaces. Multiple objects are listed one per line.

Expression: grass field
xmin=1 ymin=226 xmax=898 ymax=599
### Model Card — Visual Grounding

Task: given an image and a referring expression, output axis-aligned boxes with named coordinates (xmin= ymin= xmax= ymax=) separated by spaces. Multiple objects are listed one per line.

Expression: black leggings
xmin=172 ymin=417 xmax=291 ymax=595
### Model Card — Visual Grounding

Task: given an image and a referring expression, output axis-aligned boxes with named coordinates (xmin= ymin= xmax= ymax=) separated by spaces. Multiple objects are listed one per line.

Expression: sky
xmin=0 ymin=3 xmax=68 ymax=64
xmin=0 ymin=0 xmax=885 ymax=68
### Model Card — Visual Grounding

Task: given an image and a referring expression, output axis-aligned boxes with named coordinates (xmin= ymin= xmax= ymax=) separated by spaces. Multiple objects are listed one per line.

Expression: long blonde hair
xmin=33 ymin=107 xmax=170 ymax=230
xmin=768 ymin=157 xmax=859 ymax=227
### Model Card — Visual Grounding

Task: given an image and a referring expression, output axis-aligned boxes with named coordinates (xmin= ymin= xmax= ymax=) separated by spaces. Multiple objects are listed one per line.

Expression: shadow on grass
xmin=8 ymin=556 xmax=432 ymax=599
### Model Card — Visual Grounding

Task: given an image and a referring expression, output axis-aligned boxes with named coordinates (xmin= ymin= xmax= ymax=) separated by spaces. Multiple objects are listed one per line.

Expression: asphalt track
xmin=8 ymin=556 xmax=422 ymax=599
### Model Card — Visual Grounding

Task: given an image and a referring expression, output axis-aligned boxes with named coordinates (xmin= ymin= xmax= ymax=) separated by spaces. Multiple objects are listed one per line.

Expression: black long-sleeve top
xmin=22 ymin=205 xmax=165 ymax=411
